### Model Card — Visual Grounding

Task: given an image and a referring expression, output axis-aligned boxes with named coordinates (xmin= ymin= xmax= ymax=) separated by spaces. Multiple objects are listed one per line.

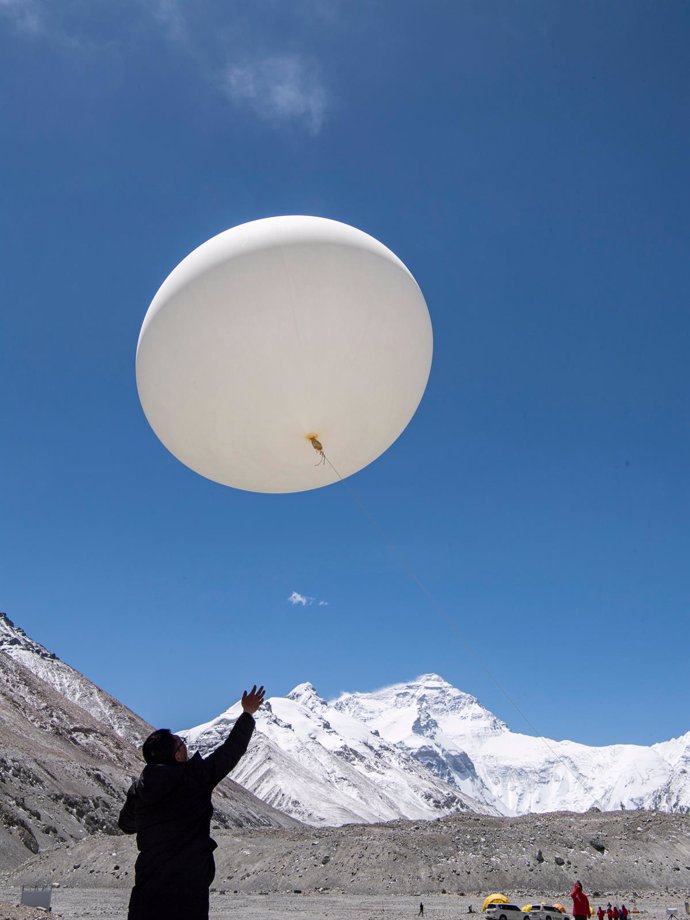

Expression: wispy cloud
xmin=222 ymin=55 xmax=327 ymax=135
xmin=151 ymin=0 xmax=188 ymax=45
xmin=0 ymin=1 xmax=331 ymax=135
xmin=0 ymin=0 xmax=43 ymax=34
xmin=146 ymin=1 xmax=331 ymax=132
xmin=288 ymin=591 xmax=329 ymax=607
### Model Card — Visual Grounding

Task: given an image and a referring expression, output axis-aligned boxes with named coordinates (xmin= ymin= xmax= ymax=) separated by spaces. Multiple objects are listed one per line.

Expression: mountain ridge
xmin=182 ymin=672 xmax=690 ymax=825
xmin=334 ymin=673 xmax=690 ymax=816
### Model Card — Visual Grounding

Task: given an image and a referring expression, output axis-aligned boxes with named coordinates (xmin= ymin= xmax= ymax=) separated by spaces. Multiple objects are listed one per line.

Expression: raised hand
xmin=241 ymin=685 xmax=265 ymax=715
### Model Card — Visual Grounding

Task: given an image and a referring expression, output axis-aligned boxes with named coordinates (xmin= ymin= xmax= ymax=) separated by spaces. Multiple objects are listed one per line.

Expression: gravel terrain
xmin=0 ymin=889 xmax=688 ymax=920
xmin=2 ymin=809 xmax=688 ymax=915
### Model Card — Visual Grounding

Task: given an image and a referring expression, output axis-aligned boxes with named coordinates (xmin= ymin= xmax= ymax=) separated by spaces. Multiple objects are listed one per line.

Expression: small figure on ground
xmin=571 ymin=881 xmax=591 ymax=920
xmin=597 ymin=906 xmax=605 ymax=920
xmin=419 ymin=903 xmax=424 ymax=916
xmin=119 ymin=684 xmax=265 ymax=920
xmin=469 ymin=906 xmax=475 ymax=914
xmin=620 ymin=906 xmax=628 ymax=920
xmin=613 ymin=907 xmax=620 ymax=920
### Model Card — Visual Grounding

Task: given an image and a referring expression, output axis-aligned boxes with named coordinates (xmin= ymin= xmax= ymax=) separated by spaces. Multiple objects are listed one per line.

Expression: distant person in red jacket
xmin=613 ymin=908 xmax=620 ymax=919
xmin=571 ymin=881 xmax=590 ymax=920
xmin=620 ymin=906 xmax=628 ymax=920
xmin=607 ymin=904 xmax=613 ymax=920
xmin=597 ymin=907 xmax=605 ymax=920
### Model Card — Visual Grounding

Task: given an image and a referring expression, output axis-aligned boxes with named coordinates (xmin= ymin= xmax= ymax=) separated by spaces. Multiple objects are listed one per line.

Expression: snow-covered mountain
xmin=183 ymin=673 xmax=690 ymax=825
xmin=183 ymin=680 xmax=489 ymax=826
xmin=2 ymin=606 xmax=687 ymax=835
xmin=335 ymin=673 xmax=690 ymax=816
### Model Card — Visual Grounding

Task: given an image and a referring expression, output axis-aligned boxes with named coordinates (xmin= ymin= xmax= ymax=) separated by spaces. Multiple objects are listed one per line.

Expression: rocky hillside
xmin=0 ymin=613 xmax=297 ymax=870
xmin=6 ymin=809 xmax=690 ymax=897
xmin=0 ymin=614 xmax=151 ymax=747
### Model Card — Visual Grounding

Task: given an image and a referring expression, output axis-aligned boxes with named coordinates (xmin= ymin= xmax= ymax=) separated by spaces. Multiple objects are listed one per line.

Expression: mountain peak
xmin=286 ymin=682 xmax=325 ymax=708
xmin=0 ymin=612 xmax=57 ymax=661
xmin=333 ymin=673 xmax=507 ymax=741
xmin=412 ymin=673 xmax=452 ymax=686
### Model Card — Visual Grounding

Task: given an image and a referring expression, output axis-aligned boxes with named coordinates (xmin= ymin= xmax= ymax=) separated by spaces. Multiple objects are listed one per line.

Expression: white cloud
xmin=223 ymin=54 xmax=327 ymax=135
xmin=288 ymin=591 xmax=329 ymax=607
xmin=289 ymin=591 xmax=312 ymax=606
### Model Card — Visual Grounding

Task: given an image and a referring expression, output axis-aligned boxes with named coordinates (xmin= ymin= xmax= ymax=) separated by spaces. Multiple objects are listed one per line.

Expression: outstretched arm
xmin=201 ymin=685 xmax=265 ymax=789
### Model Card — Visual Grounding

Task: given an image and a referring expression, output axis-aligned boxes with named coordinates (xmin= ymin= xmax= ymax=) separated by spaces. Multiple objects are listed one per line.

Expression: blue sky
xmin=1 ymin=1 xmax=688 ymax=747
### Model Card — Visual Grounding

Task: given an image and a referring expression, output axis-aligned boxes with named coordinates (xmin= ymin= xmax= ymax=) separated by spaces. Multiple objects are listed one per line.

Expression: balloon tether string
xmin=314 ymin=446 xmax=605 ymax=811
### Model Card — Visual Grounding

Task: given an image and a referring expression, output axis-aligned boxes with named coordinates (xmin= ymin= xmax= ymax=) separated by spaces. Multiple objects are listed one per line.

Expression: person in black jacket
xmin=118 ymin=684 xmax=264 ymax=920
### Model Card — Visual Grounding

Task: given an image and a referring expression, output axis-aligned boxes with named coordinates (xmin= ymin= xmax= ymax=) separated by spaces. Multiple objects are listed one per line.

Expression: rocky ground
xmin=2 ymin=810 xmax=689 ymax=904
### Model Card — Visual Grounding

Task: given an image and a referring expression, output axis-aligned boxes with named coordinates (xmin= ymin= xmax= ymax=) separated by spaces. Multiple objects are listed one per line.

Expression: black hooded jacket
xmin=118 ymin=711 xmax=255 ymax=920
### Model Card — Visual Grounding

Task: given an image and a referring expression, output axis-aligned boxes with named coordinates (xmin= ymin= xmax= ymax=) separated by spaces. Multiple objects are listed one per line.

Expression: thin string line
xmin=323 ymin=451 xmax=605 ymax=811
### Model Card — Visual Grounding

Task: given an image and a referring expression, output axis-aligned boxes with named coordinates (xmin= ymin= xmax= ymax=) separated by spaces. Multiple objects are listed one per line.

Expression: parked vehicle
xmin=486 ymin=905 xmax=527 ymax=920
xmin=526 ymin=906 xmax=570 ymax=920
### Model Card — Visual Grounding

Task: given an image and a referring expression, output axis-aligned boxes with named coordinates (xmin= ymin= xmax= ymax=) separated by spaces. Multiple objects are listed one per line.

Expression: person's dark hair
xmin=142 ymin=728 xmax=178 ymax=765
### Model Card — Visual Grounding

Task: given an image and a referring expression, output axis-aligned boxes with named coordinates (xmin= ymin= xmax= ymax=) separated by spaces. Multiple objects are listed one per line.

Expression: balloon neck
xmin=307 ymin=434 xmax=326 ymax=467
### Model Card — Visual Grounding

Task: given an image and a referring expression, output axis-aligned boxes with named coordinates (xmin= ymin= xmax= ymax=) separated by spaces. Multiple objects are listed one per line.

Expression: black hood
xmin=134 ymin=752 xmax=203 ymax=804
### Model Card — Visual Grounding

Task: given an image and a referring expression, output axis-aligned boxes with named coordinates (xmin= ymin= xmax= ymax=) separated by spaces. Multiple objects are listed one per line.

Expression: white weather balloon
xmin=136 ymin=216 xmax=433 ymax=493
